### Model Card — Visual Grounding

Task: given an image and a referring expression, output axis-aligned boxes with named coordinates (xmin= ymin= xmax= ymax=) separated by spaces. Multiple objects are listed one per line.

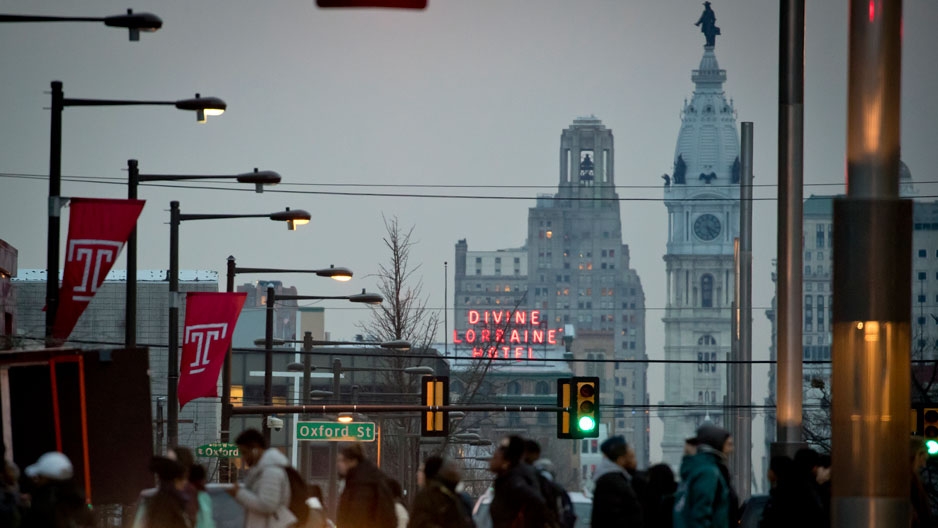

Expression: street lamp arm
xmin=61 ymin=98 xmax=176 ymax=107
xmin=178 ymin=212 xmax=271 ymax=222
xmin=138 ymin=171 xmax=280 ymax=184
xmin=235 ymin=266 xmax=351 ymax=277
xmin=0 ymin=15 xmax=106 ymax=22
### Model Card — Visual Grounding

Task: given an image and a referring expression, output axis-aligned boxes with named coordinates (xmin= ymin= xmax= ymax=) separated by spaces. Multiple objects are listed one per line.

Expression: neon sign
xmin=452 ymin=309 xmax=562 ymax=360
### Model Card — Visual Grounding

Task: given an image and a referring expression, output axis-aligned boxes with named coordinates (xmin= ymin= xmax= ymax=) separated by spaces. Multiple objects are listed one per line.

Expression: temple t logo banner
xmin=178 ymin=292 xmax=246 ymax=409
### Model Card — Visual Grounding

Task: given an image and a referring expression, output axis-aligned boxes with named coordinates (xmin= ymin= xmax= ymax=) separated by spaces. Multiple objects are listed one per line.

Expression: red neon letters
xmin=453 ymin=309 xmax=562 ymax=360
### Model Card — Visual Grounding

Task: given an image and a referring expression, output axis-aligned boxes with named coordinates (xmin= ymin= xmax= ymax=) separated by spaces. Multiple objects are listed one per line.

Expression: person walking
xmin=134 ymin=456 xmax=192 ymax=528
xmin=228 ymin=429 xmax=295 ymax=528
xmin=408 ymin=456 xmax=473 ymax=528
xmin=20 ymin=451 xmax=92 ymax=528
xmin=911 ymin=437 xmax=932 ymax=528
xmin=488 ymin=436 xmax=546 ymax=528
xmin=336 ymin=443 xmax=397 ymax=528
xmin=673 ymin=424 xmax=732 ymax=528
xmin=590 ymin=435 xmax=643 ymax=528
xmin=188 ymin=464 xmax=215 ymax=528
xmin=305 ymin=484 xmax=331 ymax=528
xmin=388 ymin=479 xmax=410 ymax=528
xmin=643 ymin=463 xmax=677 ymax=528
xmin=524 ymin=439 xmax=575 ymax=528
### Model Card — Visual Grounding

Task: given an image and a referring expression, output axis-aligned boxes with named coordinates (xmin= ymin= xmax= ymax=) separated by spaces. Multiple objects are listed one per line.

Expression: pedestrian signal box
xmin=421 ymin=376 xmax=449 ymax=437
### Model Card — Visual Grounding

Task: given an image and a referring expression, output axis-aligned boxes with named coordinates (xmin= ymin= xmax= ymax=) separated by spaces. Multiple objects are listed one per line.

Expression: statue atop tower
xmin=695 ymin=1 xmax=721 ymax=48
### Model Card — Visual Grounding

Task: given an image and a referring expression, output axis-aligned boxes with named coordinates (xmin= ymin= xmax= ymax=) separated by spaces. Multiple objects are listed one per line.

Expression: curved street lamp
xmin=166 ymin=202 xmax=310 ymax=447
xmin=124 ymin=161 xmax=281 ymax=349
xmin=0 ymin=9 xmax=162 ymax=40
xmin=44 ymin=82 xmax=227 ymax=344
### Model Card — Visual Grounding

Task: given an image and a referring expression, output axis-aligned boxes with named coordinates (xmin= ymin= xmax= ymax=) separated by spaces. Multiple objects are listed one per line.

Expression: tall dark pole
xmin=167 ymin=200 xmax=180 ymax=448
xmin=734 ymin=122 xmax=753 ymax=499
xmin=774 ymin=0 xmax=805 ymax=458
xmin=263 ymin=286 xmax=275 ymax=444
xmin=299 ymin=331 xmax=313 ymax=479
xmin=220 ymin=255 xmax=236 ymax=482
xmin=46 ymin=81 xmax=64 ymax=345
xmin=832 ymin=1 xmax=908 ymax=526
xmin=126 ymin=159 xmax=139 ymax=349
xmin=328 ymin=358 xmax=341 ymax=517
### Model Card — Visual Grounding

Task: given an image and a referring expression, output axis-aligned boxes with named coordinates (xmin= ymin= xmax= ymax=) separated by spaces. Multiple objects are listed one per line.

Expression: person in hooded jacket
xmin=408 ymin=456 xmax=473 ymax=528
xmin=134 ymin=456 xmax=191 ymax=528
xmin=673 ymin=424 xmax=733 ymax=528
xmin=590 ymin=435 xmax=643 ymax=528
xmin=228 ymin=429 xmax=295 ymax=528
xmin=21 ymin=452 xmax=93 ymax=528
xmin=336 ymin=443 xmax=397 ymax=528
xmin=488 ymin=436 xmax=546 ymax=528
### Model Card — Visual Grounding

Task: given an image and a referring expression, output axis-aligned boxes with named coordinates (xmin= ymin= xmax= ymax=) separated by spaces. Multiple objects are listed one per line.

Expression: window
xmin=535 ymin=381 xmax=550 ymax=395
xmin=507 ymin=381 xmax=521 ymax=395
xmin=698 ymin=335 xmax=717 ymax=346
xmin=920 ymin=250 xmax=928 ymax=258
xmin=816 ymin=225 xmax=824 ymax=248
xmin=919 ymin=295 xmax=927 ymax=303
xmin=919 ymin=272 xmax=927 ymax=281
xmin=701 ymin=274 xmax=714 ymax=308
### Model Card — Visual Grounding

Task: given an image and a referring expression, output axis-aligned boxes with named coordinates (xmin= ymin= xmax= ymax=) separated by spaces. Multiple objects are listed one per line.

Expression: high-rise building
xmin=453 ymin=116 xmax=649 ymax=467
xmin=660 ymin=36 xmax=741 ymax=467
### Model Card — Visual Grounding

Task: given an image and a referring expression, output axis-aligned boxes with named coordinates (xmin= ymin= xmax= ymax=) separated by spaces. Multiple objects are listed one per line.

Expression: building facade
xmin=660 ymin=39 xmax=741 ymax=467
xmin=0 ymin=240 xmax=16 ymax=350
xmin=13 ymin=269 xmax=220 ymax=452
xmin=453 ymin=117 xmax=649 ymax=467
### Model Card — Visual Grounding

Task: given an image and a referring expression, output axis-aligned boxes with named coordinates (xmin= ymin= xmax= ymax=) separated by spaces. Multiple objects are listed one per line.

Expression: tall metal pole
xmin=219 ymin=255 xmax=236 ymax=482
xmin=299 ymin=331 xmax=313 ymax=479
xmin=328 ymin=358 xmax=341 ymax=517
xmin=832 ymin=2 xmax=908 ymax=527
xmin=126 ymin=159 xmax=139 ymax=350
xmin=736 ymin=122 xmax=753 ymax=500
xmin=774 ymin=0 xmax=805 ymax=457
xmin=444 ymin=261 xmax=448 ymax=357
xmin=263 ymin=286 xmax=275 ymax=444
xmin=46 ymin=81 xmax=64 ymax=345
xmin=167 ymin=201 xmax=180 ymax=447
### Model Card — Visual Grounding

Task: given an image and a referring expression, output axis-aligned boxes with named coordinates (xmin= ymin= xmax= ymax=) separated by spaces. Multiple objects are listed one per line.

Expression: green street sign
xmin=196 ymin=443 xmax=240 ymax=458
xmin=297 ymin=421 xmax=376 ymax=442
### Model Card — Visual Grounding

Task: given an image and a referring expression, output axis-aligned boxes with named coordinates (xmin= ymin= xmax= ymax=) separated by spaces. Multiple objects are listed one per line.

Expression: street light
xmin=166 ymin=202 xmax=310 ymax=448
xmin=218 ymin=259 xmax=355 ymax=481
xmin=44 ymin=82 xmax=227 ymax=344
xmin=0 ymin=9 xmax=162 ymax=41
xmin=262 ymin=288 xmax=384 ymax=442
xmin=124 ymin=160 xmax=282 ymax=349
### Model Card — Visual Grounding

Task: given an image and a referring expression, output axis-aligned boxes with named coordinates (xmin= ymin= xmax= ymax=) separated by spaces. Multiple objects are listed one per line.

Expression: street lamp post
xmin=43 ymin=82 xmax=226 ymax=345
xmin=166 ymin=203 xmax=311 ymax=448
xmin=219 ymin=258 xmax=354 ymax=480
xmin=262 ymin=288 xmax=384 ymax=443
xmin=0 ymin=9 xmax=162 ymax=41
xmin=125 ymin=161 xmax=281 ymax=349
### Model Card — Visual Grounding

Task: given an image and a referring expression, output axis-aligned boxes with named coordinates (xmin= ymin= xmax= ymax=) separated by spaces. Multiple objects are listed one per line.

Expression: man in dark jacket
xmin=489 ymin=436 xmax=547 ymax=528
xmin=409 ymin=456 xmax=473 ymax=528
xmin=337 ymin=443 xmax=397 ymax=528
xmin=591 ymin=435 xmax=643 ymax=528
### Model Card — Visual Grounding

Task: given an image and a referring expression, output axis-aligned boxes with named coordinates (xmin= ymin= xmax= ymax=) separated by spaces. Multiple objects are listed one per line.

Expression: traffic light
xmin=925 ymin=408 xmax=938 ymax=455
xmin=557 ymin=378 xmax=573 ymax=439
xmin=421 ymin=376 xmax=449 ymax=437
xmin=572 ymin=376 xmax=599 ymax=438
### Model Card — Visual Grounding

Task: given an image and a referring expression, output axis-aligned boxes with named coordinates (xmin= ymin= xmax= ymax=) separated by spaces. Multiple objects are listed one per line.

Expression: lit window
xmin=546 ymin=230 xmax=553 ymax=239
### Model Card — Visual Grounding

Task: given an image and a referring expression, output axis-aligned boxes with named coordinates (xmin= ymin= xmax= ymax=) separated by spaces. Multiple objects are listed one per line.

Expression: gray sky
xmin=2 ymin=1 xmax=937 ymax=472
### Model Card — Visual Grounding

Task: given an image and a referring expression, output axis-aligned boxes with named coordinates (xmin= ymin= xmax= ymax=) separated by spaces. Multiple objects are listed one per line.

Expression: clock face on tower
xmin=693 ymin=213 xmax=722 ymax=241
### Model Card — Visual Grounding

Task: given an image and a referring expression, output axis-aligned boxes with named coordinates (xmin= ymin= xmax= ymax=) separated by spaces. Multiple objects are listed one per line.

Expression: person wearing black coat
xmin=409 ymin=456 xmax=473 ymax=528
xmin=488 ymin=436 xmax=546 ymax=528
xmin=591 ymin=435 xmax=643 ymax=528
xmin=337 ymin=444 xmax=397 ymax=528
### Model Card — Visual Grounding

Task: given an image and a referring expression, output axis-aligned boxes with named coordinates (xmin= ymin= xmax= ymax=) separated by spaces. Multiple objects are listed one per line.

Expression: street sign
xmin=196 ymin=443 xmax=240 ymax=458
xmin=297 ymin=421 xmax=376 ymax=442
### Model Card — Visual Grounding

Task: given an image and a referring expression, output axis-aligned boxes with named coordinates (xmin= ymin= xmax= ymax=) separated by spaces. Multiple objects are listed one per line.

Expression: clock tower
xmin=660 ymin=14 xmax=740 ymax=467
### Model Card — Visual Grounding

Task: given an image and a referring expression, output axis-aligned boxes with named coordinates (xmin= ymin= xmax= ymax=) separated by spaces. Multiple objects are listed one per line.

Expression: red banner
xmin=178 ymin=292 xmax=246 ymax=409
xmin=53 ymin=198 xmax=145 ymax=340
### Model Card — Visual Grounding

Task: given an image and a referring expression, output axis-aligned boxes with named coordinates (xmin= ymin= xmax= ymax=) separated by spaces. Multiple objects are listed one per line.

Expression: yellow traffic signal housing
xmin=421 ymin=376 xmax=449 ymax=437
xmin=572 ymin=376 xmax=599 ymax=439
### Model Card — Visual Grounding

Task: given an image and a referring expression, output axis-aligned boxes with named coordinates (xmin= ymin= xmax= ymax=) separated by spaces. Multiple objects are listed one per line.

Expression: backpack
xmin=535 ymin=472 xmax=575 ymax=528
xmin=282 ymin=465 xmax=311 ymax=527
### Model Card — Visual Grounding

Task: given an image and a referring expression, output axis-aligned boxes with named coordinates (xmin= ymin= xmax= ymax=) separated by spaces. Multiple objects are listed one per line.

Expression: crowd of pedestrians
xmin=6 ymin=425 xmax=938 ymax=528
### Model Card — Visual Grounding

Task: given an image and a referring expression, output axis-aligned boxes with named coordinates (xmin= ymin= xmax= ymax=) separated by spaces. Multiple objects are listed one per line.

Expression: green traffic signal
xmin=578 ymin=415 xmax=596 ymax=432
xmin=927 ymin=439 xmax=938 ymax=456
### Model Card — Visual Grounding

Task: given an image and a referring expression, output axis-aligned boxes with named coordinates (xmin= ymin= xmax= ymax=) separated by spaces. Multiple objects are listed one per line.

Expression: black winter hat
xmin=695 ymin=423 xmax=730 ymax=451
